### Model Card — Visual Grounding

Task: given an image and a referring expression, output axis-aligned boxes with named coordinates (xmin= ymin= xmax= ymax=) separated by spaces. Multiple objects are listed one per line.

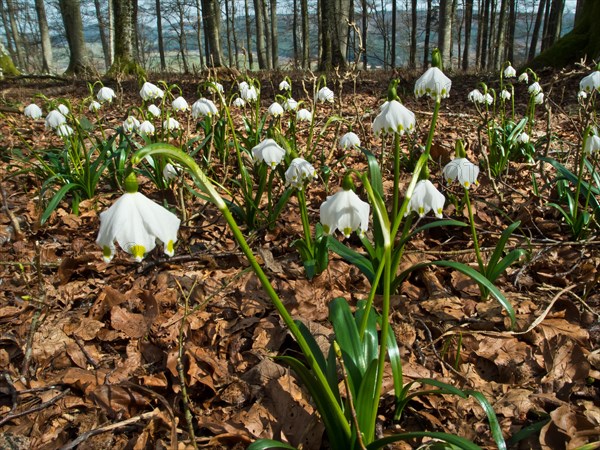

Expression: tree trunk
xmin=58 ymin=0 xmax=91 ymax=75
xmin=262 ymin=0 xmax=272 ymax=68
xmin=293 ymin=0 xmax=299 ymax=65
xmin=110 ymin=0 xmax=137 ymax=72
xmin=531 ymin=0 xmax=600 ymax=68
xmin=253 ymin=0 xmax=268 ymax=68
xmin=0 ymin=0 xmax=15 ymax=63
xmin=438 ymin=0 xmax=453 ymax=68
xmin=391 ymin=0 xmax=397 ymax=68
xmin=244 ymin=0 xmax=253 ymax=68
xmin=528 ymin=0 xmax=547 ymax=60
xmin=462 ymin=0 xmax=473 ymax=70
xmin=231 ymin=0 xmax=239 ymax=68
xmin=541 ymin=0 xmax=565 ymax=51
xmin=177 ymin=0 xmax=189 ymax=72
xmin=361 ymin=0 xmax=367 ymax=69
xmin=0 ymin=39 xmax=19 ymax=75
xmin=332 ymin=0 xmax=350 ymax=67
xmin=225 ymin=0 xmax=233 ymax=66
xmin=493 ymin=0 xmax=508 ymax=69
xmin=301 ymin=0 xmax=309 ymax=68
xmin=409 ymin=0 xmax=417 ymax=68
xmin=35 ymin=0 xmax=53 ymax=73
xmin=479 ymin=0 xmax=491 ymax=69
xmin=319 ymin=0 xmax=332 ymax=70
xmin=506 ymin=0 xmax=516 ymax=63
xmin=5 ymin=0 xmax=23 ymax=69
xmin=423 ymin=0 xmax=433 ymax=67
xmin=156 ymin=0 xmax=166 ymax=71
xmin=201 ymin=0 xmax=223 ymax=66
xmin=270 ymin=0 xmax=278 ymax=68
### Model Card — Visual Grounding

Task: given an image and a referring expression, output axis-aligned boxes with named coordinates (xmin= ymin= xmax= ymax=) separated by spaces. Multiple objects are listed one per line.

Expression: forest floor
xmin=0 ymin=66 xmax=598 ymax=450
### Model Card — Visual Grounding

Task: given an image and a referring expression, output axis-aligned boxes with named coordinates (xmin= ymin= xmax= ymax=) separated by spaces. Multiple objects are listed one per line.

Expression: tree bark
xmin=156 ymin=0 xmax=166 ymax=71
xmin=201 ymin=0 xmax=223 ymax=66
xmin=58 ymin=0 xmax=91 ymax=75
xmin=409 ymin=0 xmax=417 ymax=68
xmin=541 ymin=0 xmax=565 ymax=51
xmin=462 ymin=0 xmax=473 ymax=70
xmin=361 ymin=0 xmax=367 ymax=69
xmin=528 ymin=0 xmax=547 ymax=60
xmin=270 ymin=0 xmax=278 ymax=68
xmin=423 ymin=0 xmax=433 ymax=67
xmin=110 ymin=0 xmax=137 ymax=72
xmin=5 ymin=0 xmax=23 ymax=69
xmin=493 ymin=0 xmax=508 ymax=69
xmin=391 ymin=0 xmax=397 ymax=68
xmin=35 ymin=0 xmax=53 ymax=73
xmin=506 ymin=0 xmax=516 ymax=63
xmin=253 ymin=0 xmax=268 ymax=68
xmin=244 ymin=0 xmax=253 ymax=68
xmin=301 ymin=0 xmax=309 ymax=68
xmin=438 ymin=0 xmax=453 ymax=68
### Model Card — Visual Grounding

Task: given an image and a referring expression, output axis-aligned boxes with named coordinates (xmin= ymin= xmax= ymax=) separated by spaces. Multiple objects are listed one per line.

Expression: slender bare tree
xmin=58 ymin=0 xmax=92 ymax=75
xmin=35 ymin=0 xmax=53 ymax=72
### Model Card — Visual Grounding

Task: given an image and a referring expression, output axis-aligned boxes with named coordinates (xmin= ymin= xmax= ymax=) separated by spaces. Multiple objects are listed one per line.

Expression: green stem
xmin=392 ymin=133 xmax=401 ymax=220
xmin=132 ymin=143 xmax=351 ymax=440
xmin=573 ymin=134 xmax=590 ymax=222
xmin=297 ymin=188 xmax=313 ymax=253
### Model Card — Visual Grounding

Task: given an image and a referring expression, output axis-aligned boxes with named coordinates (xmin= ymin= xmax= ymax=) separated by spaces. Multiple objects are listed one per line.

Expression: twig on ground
xmin=1 ymin=183 xmax=22 ymax=240
xmin=0 ymin=388 xmax=70 ymax=427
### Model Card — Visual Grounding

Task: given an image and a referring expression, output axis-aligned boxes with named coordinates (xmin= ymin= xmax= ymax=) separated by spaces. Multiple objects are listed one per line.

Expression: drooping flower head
xmin=317 ymin=86 xmax=334 ymax=103
xmin=584 ymin=132 xmax=600 ymax=155
xmin=239 ymin=81 xmax=258 ymax=102
xmin=57 ymin=104 xmax=69 ymax=116
xmin=163 ymin=117 xmax=180 ymax=131
xmin=56 ymin=124 xmax=74 ymax=138
xmin=500 ymin=89 xmax=511 ymax=101
xmin=580 ymin=71 xmax=600 ymax=94
xmin=148 ymin=104 xmax=161 ymax=118
xmin=283 ymin=98 xmax=298 ymax=111
xmin=285 ymin=158 xmax=317 ymax=189
xmin=518 ymin=72 xmax=529 ymax=83
xmin=140 ymin=82 xmax=164 ymax=101
xmin=339 ymin=132 xmax=361 ymax=150
xmin=191 ymin=98 xmax=218 ymax=118
xmin=252 ymin=138 xmax=286 ymax=168
xmin=96 ymin=172 xmax=180 ymax=262
xmin=97 ymin=86 xmax=116 ymax=103
xmin=89 ymin=101 xmax=101 ymax=112
xmin=528 ymin=82 xmax=542 ymax=96
xmin=443 ymin=158 xmax=480 ymax=189
xmin=232 ymin=97 xmax=246 ymax=108
xmin=468 ymin=89 xmax=485 ymax=103
xmin=279 ymin=80 xmax=291 ymax=91
xmin=415 ymin=67 xmax=452 ymax=100
xmin=517 ymin=132 xmax=529 ymax=144
xmin=123 ymin=116 xmax=140 ymax=134
xmin=504 ymin=65 xmax=517 ymax=78
xmin=24 ymin=104 xmax=43 ymax=120
xmin=320 ymin=180 xmax=370 ymax=238
xmin=171 ymin=96 xmax=189 ymax=112
xmin=267 ymin=102 xmax=284 ymax=117
xmin=138 ymin=120 xmax=155 ymax=136
xmin=296 ymin=108 xmax=312 ymax=122
xmin=45 ymin=110 xmax=66 ymax=129
xmin=372 ymin=100 xmax=416 ymax=135
xmin=406 ymin=180 xmax=445 ymax=219
xmin=207 ymin=81 xmax=224 ymax=94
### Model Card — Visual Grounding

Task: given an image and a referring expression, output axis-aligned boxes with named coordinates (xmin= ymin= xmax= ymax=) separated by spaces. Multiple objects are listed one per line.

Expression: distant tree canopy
xmin=530 ymin=0 xmax=600 ymax=68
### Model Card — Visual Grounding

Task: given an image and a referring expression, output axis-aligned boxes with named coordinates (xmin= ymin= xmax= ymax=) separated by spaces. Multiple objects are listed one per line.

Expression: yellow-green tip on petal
xmin=165 ymin=240 xmax=175 ymax=256
xmin=130 ymin=244 xmax=146 ymax=261
xmin=102 ymin=246 xmax=114 ymax=263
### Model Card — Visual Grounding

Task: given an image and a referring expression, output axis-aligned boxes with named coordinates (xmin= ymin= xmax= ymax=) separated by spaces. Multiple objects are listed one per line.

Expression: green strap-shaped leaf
xmin=398 ymin=219 xmax=468 ymax=247
xmin=395 ymin=261 xmax=516 ymax=329
xmin=465 ymin=390 xmax=507 ymax=450
xmin=41 ymin=183 xmax=78 ymax=225
xmin=486 ymin=220 xmax=521 ymax=278
xmin=327 ymin=238 xmax=375 ymax=283
xmin=361 ymin=148 xmax=384 ymax=199
xmin=355 ymin=359 xmax=380 ymax=445
xmin=487 ymin=249 xmax=527 ymax=284
xmin=367 ymin=431 xmax=483 ymax=450
xmin=247 ymin=439 xmax=298 ymax=450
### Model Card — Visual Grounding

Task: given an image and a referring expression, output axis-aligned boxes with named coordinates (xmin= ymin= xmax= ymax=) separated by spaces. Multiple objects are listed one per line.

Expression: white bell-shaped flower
xmin=163 ymin=117 xmax=180 ymax=131
xmin=517 ymin=132 xmax=530 ymax=144
xmin=208 ymin=81 xmax=224 ymax=94
xmin=57 ymin=104 xmax=69 ymax=116
xmin=415 ymin=67 xmax=452 ymax=99
xmin=24 ymin=104 xmax=43 ymax=119
xmin=518 ymin=73 xmax=529 ymax=83
xmin=279 ymin=80 xmax=291 ymax=91
xmin=468 ymin=89 xmax=485 ymax=103
xmin=528 ymin=82 xmax=542 ymax=95
xmin=500 ymin=89 xmax=511 ymax=100
xmin=192 ymin=98 xmax=218 ymax=118
xmin=96 ymin=175 xmax=180 ymax=262
xmin=320 ymin=189 xmax=370 ymax=238
xmin=372 ymin=100 xmax=416 ymax=135
xmin=97 ymin=86 xmax=116 ymax=103
xmin=578 ymin=90 xmax=588 ymax=101
xmin=163 ymin=163 xmax=179 ymax=181
xmin=171 ymin=96 xmax=189 ymax=112
xmin=240 ymin=81 xmax=258 ymax=102
xmin=580 ymin=71 xmax=600 ymax=93
xmin=339 ymin=132 xmax=361 ymax=149
xmin=285 ymin=158 xmax=317 ymax=189
xmin=533 ymin=92 xmax=544 ymax=104
xmin=267 ymin=102 xmax=284 ymax=117
xmin=317 ymin=86 xmax=334 ymax=103
xmin=252 ymin=138 xmax=286 ymax=167
xmin=406 ymin=180 xmax=445 ymax=218
xmin=140 ymin=82 xmax=164 ymax=101
xmin=138 ymin=120 xmax=155 ymax=136
xmin=89 ymin=101 xmax=101 ymax=112
xmin=232 ymin=97 xmax=246 ymax=108
xmin=56 ymin=124 xmax=74 ymax=137
xmin=283 ymin=98 xmax=298 ymax=111
xmin=584 ymin=134 xmax=600 ymax=155
xmin=148 ymin=104 xmax=161 ymax=118
xmin=504 ymin=65 xmax=517 ymax=78
xmin=45 ymin=110 xmax=66 ymax=129
xmin=296 ymin=108 xmax=312 ymax=122
xmin=123 ymin=116 xmax=140 ymax=134
xmin=483 ymin=93 xmax=494 ymax=105
xmin=443 ymin=158 xmax=480 ymax=188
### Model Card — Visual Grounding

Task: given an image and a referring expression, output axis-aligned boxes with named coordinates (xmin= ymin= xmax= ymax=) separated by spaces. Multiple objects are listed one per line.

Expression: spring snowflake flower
xmin=518 ymin=73 xmax=529 ymax=83
xmin=148 ymin=104 xmax=161 ymax=118
xmin=534 ymin=92 xmax=544 ymax=104
xmin=56 ymin=124 xmax=74 ymax=137
xmin=584 ymin=134 xmax=600 ymax=155
xmin=96 ymin=177 xmax=180 ymax=263
xmin=24 ymin=104 xmax=43 ymax=119
xmin=578 ymin=90 xmax=588 ymax=101
xmin=320 ymin=189 xmax=370 ymax=238
xmin=97 ymin=86 xmax=116 ymax=103
xmin=372 ymin=100 xmax=416 ymax=135
xmin=192 ymin=98 xmax=218 ymax=118
xmin=415 ymin=67 xmax=452 ymax=99
xmin=89 ymin=101 xmax=101 ymax=112
xmin=123 ymin=116 xmax=140 ymax=134
xmin=285 ymin=158 xmax=317 ymax=189
xmin=339 ymin=132 xmax=361 ymax=149
xmin=267 ymin=102 xmax=284 ymax=117
xmin=296 ymin=108 xmax=312 ymax=122
xmin=406 ymin=180 xmax=445 ymax=218
xmin=171 ymin=96 xmax=189 ymax=112
xmin=163 ymin=117 xmax=180 ymax=131
xmin=500 ymin=89 xmax=511 ymax=100
xmin=580 ymin=71 xmax=600 ymax=93
xmin=283 ymin=98 xmax=298 ymax=111
xmin=138 ymin=120 xmax=155 ymax=136
xmin=443 ymin=158 xmax=480 ymax=188
xmin=317 ymin=86 xmax=334 ymax=103
xmin=517 ymin=132 xmax=530 ymax=144
xmin=468 ymin=89 xmax=485 ymax=103
xmin=279 ymin=80 xmax=291 ymax=91
xmin=140 ymin=82 xmax=164 ymax=101
xmin=239 ymin=81 xmax=258 ymax=102
xmin=528 ymin=82 xmax=542 ymax=95
xmin=163 ymin=163 xmax=178 ymax=181
xmin=252 ymin=138 xmax=286 ymax=167
xmin=232 ymin=97 xmax=246 ymax=108
xmin=208 ymin=81 xmax=223 ymax=94
xmin=57 ymin=104 xmax=69 ymax=116
xmin=45 ymin=110 xmax=66 ymax=129
xmin=504 ymin=65 xmax=517 ymax=78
